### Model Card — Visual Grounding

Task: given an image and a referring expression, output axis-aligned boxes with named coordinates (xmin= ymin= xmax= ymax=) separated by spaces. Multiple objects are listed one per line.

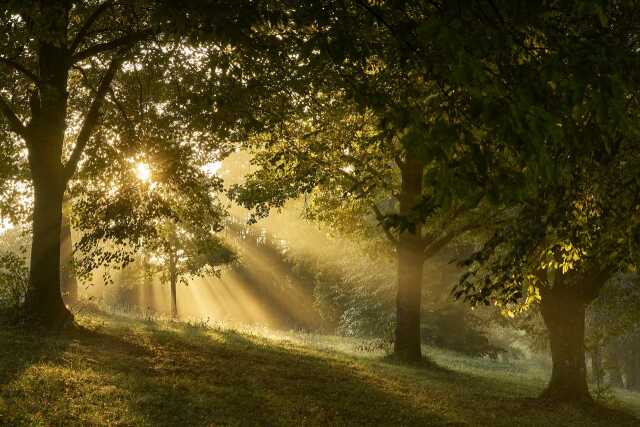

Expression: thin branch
xmin=74 ymin=63 xmax=134 ymax=136
xmin=371 ymin=202 xmax=398 ymax=246
xmin=63 ymin=54 xmax=123 ymax=181
xmin=0 ymin=96 xmax=29 ymax=141
xmin=73 ymin=28 xmax=154 ymax=62
xmin=424 ymin=212 xmax=511 ymax=259
xmin=107 ymin=86 xmax=135 ymax=138
xmin=73 ymin=65 xmax=98 ymax=92
xmin=423 ymin=222 xmax=482 ymax=259
xmin=69 ymin=0 xmax=115 ymax=53
xmin=0 ymin=57 xmax=39 ymax=85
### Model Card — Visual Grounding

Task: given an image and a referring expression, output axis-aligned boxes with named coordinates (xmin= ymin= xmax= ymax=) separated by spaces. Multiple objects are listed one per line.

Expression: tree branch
xmin=63 ymin=55 xmax=123 ymax=181
xmin=69 ymin=0 xmax=115 ymax=54
xmin=0 ymin=57 xmax=39 ymax=85
xmin=0 ymin=95 xmax=29 ymax=142
xmin=72 ymin=28 xmax=154 ymax=62
xmin=370 ymin=202 xmax=398 ymax=246
xmin=107 ymin=86 xmax=136 ymax=138
xmin=424 ymin=222 xmax=481 ymax=259
xmin=74 ymin=63 xmax=134 ymax=136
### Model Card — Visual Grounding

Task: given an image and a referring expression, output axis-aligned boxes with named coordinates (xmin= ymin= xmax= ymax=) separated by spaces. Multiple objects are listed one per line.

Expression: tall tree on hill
xmin=403 ymin=1 xmax=640 ymax=402
xmin=224 ymin=0 xmax=509 ymax=362
xmin=0 ymin=0 xmax=161 ymax=326
xmin=0 ymin=0 xmax=292 ymax=328
xmin=232 ymin=99 xmax=490 ymax=362
xmin=261 ymin=0 xmax=640 ymax=400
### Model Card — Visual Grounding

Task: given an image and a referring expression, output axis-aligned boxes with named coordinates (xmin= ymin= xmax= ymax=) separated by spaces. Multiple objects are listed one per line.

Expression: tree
xmin=0 ymin=0 xmax=150 ymax=326
xmin=415 ymin=1 xmax=640 ymax=402
xmin=0 ymin=0 xmax=292 ymax=328
xmin=232 ymin=98 xmax=487 ymax=362
xmin=226 ymin=0 xmax=508 ymax=362
xmin=143 ymin=220 xmax=234 ymax=318
xmin=68 ymin=113 xmax=236 ymax=319
xmin=272 ymin=0 xmax=640 ymax=400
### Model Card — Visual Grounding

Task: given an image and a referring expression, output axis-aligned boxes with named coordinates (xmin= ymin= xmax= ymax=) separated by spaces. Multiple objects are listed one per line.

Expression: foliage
xmin=303 ymin=246 xmax=396 ymax=338
xmin=0 ymin=226 xmax=30 ymax=317
xmin=586 ymin=274 xmax=640 ymax=390
xmin=421 ymin=306 xmax=504 ymax=359
xmin=390 ymin=1 xmax=640 ymax=307
xmin=0 ymin=251 xmax=28 ymax=315
xmin=69 ymin=114 xmax=235 ymax=283
xmin=588 ymin=275 xmax=640 ymax=345
xmin=143 ymin=220 xmax=236 ymax=289
xmin=0 ymin=0 xmax=310 ymax=323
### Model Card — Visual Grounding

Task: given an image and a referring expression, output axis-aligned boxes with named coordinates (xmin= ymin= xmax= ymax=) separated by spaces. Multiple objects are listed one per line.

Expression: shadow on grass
xmin=2 ymin=316 xmax=639 ymax=426
xmin=0 ymin=321 xmax=74 ymax=388
xmin=135 ymin=324 xmax=639 ymax=426
xmin=126 ymin=324 xmax=456 ymax=426
xmin=376 ymin=350 xmax=639 ymax=427
xmin=1 ymin=317 xmax=457 ymax=425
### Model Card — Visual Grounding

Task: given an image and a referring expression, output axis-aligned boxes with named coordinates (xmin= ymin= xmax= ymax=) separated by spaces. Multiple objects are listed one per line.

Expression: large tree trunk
xmin=60 ymin=208 xmax=78 ymax=305
xmin=395 ymin=239 xmax=424 ymax=362
xmin=25 ymin=181 xmax=71 ymax=327
xmin=22 ymin=1 xmax=73 ymax=328
xmin=539 ymin=270 xmax=609 ymax=403
xmin=394 ymin=157 xmax=425 ymax=363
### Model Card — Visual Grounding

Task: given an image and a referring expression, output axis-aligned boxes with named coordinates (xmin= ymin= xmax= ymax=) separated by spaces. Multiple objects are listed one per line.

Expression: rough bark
xmin=394 ymin=157 xmax=425 ymax=363
xmin=539 ymin=269 xmax=610 ymax=403
xmin=60 ymin=209 xmax=78 ymax=305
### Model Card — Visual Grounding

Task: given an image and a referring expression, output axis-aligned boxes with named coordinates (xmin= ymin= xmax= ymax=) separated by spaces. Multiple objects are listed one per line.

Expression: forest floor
xmin=1 ymin=312 xmax=639 ymax=426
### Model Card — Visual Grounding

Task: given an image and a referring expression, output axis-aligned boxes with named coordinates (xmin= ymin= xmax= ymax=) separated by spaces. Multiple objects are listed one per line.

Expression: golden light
xmin=135 ymin=162 xmax=152 ymax=183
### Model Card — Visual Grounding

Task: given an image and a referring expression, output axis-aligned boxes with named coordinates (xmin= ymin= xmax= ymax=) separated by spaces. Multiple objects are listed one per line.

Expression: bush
xmin=0 ymin=251 xmax=29 ymax=316
xmin=421 ymin=306 xmax=507 ymax=358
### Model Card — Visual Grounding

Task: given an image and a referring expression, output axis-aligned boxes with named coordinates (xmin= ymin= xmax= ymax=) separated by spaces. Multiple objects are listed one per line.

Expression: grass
xmin=0 ymin=313 xmax=638 ymax=426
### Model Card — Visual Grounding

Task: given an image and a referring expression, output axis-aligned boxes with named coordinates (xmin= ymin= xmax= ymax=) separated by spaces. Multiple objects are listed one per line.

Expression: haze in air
xmin=1 ymin=1 xmax=640 ymax=426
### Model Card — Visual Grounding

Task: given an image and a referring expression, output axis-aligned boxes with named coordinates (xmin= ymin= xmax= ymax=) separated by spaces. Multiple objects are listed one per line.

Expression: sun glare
xmin=135 ymin=162 xmax=152 ymax=183
xmin=0 ymin=218 xmax=13 ymax=235
xmin=202 ymin=161 xmax=222 ymax=176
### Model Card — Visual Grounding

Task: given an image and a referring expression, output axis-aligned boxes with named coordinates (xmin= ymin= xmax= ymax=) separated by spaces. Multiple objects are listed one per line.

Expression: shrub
xmin=0 ymin=251 xmax=29 ymax=316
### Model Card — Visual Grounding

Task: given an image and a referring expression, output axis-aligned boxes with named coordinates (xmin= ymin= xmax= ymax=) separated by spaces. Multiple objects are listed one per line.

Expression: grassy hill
xmin=1 ymin=313 xmax=639 ymax=426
